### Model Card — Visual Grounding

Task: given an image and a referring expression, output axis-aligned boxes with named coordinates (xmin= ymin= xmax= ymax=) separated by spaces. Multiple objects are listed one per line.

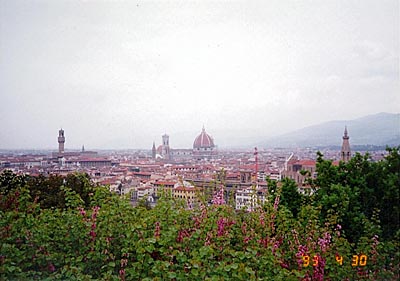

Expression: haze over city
xmin=1 ymin=0 xmax=399 ymax=149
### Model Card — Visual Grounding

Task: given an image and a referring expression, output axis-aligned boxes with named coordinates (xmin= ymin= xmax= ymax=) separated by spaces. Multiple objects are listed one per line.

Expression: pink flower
xmin=318 ymin=232 xmax=331 ymax=253
xmin=272 ymin=239 xmax=281 ymax=253
xmin=177 ymin=230 xmax=184 ymax=243
xmin=105 ymin=236 xmax=113 ymax=245
xmin=48 ymin=262 xmax=55 ymax=272
xmin=217 ymin=218 xmax=227 ymax=237
xmin=371 ymin=234 xmax=379 ymax=261
xmin=91 ymin=206 xmax=100 ymax=220
xmin=154 ymin=221 xmax=161 ymax=238
xmin=193 ymin=207 xmax=208 ymax=229
xmin=292 ymin=229 xmax=300 ymax=246
xmin=119 ymin=269 xmax=126 ymax=280
xmin=78 ymin=207 xmax=86 ymax=217
xmin=241 ymin=221 xmax=247 ymax=235
xmin=312 ymin=255 xmax=326 ymax=281
xmin=273 ymin=195 xmax=280 ymax=211
xmin=212 ymin=185 xmax=225 ymax=205
xmin=259 ymin=215 xmax=265 ymax=227
xmin=280 ymin=262 xmax=289 ymax=269
xmin=204 ymin=233 xmax=212 ymax=246
xmin=120 ymin=258 xmax=128 ymax=267
xmin=335 ymin=224 xmax=342 ymax=237
xmin=257 ymin=237 xmax=268 ymax=248
xmin=295 ymin=245 xmax=309 ymax=267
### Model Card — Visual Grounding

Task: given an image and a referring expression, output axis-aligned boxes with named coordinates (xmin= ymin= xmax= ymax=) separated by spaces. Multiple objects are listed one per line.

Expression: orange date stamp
xmin=302 ymin=254 xmax=368 ymax=267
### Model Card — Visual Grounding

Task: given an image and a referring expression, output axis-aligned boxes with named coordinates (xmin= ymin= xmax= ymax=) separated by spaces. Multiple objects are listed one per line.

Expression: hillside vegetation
xmin=0 ymin=147 xmax=399 ymax=280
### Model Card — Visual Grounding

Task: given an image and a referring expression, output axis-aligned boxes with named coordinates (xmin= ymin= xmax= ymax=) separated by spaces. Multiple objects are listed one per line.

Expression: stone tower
xmin=341 ymin=126 xmax=351 ymax=162
xmin=152 ymin=141 xmax=156 ymax=159
xmin=162 ymin=134 xmax=170 ymax=160
xmin=58 ymin=129 xmax=65 ymax=154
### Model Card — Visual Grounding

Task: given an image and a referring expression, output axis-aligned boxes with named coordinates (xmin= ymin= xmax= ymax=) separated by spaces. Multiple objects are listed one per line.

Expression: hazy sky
xmin=1 ymin=0 xmax=399 ymax=149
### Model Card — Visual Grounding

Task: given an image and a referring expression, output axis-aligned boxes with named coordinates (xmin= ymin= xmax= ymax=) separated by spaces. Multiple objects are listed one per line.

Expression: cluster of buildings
xmin=0 ymin=126 xmax=386 ymax=211
xmin=0 ymin=129 xmax=115 ymax=175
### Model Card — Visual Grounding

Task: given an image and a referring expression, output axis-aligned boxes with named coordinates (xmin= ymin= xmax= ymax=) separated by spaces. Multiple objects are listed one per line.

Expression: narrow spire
xmin=341 ymin=126 xmax=351 ymax=162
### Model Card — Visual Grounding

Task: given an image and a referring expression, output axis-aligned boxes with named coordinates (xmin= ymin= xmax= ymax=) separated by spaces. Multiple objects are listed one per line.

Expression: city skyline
xmin=1 ymin=1 xmax=399 ymax=149
xmin=0 ymin=111 xmax=397 ymax=151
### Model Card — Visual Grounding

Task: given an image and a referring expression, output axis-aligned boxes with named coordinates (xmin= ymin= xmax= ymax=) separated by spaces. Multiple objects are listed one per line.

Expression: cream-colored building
xmin=235 ymin=187 xmax=267 ymax=211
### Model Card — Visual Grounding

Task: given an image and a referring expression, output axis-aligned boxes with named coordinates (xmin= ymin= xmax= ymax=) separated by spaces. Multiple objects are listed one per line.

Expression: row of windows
xmin=173 ymin=195 xmax=195 ymax=199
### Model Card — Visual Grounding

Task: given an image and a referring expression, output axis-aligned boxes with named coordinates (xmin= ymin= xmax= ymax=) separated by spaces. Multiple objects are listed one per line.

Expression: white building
xmin=235 ymin=187 xmax=267 ymax=211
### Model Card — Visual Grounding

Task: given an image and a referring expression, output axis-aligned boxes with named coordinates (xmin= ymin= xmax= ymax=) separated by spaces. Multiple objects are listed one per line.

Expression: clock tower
xmin=58 ymin=129 xmax=65 ymax=154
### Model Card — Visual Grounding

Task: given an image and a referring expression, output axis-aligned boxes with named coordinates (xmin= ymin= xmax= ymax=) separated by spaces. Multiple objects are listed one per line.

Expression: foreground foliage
xmin=0 ymin=148 xmax=399 ymax=280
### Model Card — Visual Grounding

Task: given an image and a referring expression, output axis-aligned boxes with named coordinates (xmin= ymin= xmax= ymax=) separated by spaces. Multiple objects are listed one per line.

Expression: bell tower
xmin=58 ymin=129 xmax=65 ymax=154
xmin=162 ymin=134 xmax=170 ymax=160
xmin=341 ymin=126 xmax=351 ymax=162
xmin=152 ymin=141 xmax=156 ymax=159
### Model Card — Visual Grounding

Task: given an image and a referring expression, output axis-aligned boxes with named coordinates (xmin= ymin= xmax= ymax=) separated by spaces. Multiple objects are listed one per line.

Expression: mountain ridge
xmin=259 ymin=112 xmax=400 ymax=148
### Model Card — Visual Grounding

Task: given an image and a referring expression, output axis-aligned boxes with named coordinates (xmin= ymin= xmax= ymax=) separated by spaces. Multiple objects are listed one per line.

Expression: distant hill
xmin=260 ymin=112 xmax=400 ymax=148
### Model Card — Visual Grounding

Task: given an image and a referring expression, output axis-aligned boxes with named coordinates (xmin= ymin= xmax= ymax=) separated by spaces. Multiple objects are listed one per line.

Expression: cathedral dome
xmin=193 ymin=127 xmax=215 ymax=149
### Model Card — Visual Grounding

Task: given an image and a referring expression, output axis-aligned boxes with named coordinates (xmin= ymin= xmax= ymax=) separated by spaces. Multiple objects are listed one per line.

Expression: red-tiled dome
xmin=193 ymin=127 xmax=215 ymax=148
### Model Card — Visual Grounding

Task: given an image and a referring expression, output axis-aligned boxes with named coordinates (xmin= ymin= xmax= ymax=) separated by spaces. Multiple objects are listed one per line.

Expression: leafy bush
xmin=0 ymin=148 xmax=399 ymax=280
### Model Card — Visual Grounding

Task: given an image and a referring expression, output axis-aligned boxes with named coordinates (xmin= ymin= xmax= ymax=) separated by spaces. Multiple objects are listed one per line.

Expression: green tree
xmin=27 ymin=174 xmax=65 ymax=209
xmin=280 ymin=177 xmax=303 ymax=217
xmin=313 ymin=148 xmax=400 ymax=243
xmin=0 ymin=170 xmax=26 ymax=196
xmin=64 ymin=173 xmax=94 ymax=208
xmin=377 ymin=146 xmax=400 ymax=240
